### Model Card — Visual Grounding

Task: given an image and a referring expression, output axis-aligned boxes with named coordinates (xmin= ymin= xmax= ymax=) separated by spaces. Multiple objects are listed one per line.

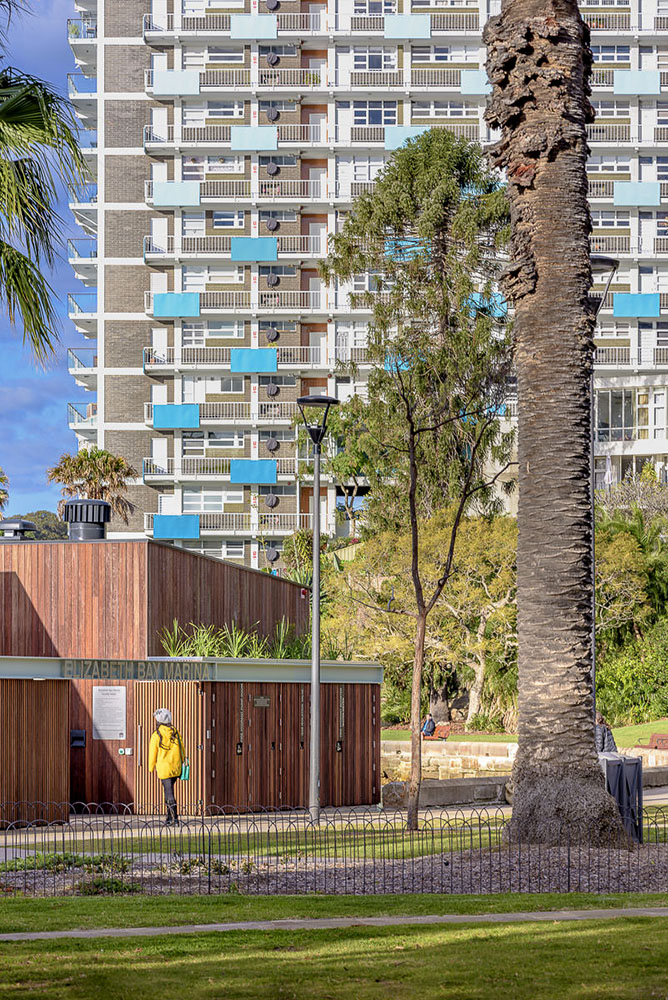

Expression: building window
xmin=353 ymin=0 xmax=396 ymax=12
xmin=208 ymin=47 xmax=245 ymax=64
xmin=213 ymin=210 xmax=245 ymax=228
xmin=208 ymin=430 xmax=244 ymax=448
xmin=182 ymin=320 xmax=244 ymax=343
xmin=183 ymin=540 xmax=245 ymax=560
xmin=412 ymin=100 xmax=475 ymax=118
xmin=590 ymin=209 xmax=630 ymax=228
xmin=183 ymin=489 xmax=244 ymax=512
xmin=596 ymin=389 xmax=637 ymax=442
xmin=207 ymin=155 xmax=244 ymax=173
xmin=353 ymin=101 xmax=397 ymax=126
xmin=353 ymin=48 xmax=396 ymax=71
xmin=587 ymin=155 xmax=631 ymax=174
xmin=219 ymin=377 xmax=245 ymax=393
xmin=207 ymin=101 xmax=244 ymax=119
xmin=590 ymin=99 xmax=631 ymax=119
xmin=258 ymin=44 xmax=297 ymax=58
xmin=590 ymin=45 xmax=631 ymax=63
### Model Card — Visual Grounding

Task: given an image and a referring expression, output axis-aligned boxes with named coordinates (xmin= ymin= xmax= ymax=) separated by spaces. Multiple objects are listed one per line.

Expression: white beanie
xmin=154 ymin=708 xmax=173 ymax=726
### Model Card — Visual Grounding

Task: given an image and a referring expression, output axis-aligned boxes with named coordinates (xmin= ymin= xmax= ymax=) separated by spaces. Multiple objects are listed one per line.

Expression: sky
xmin=0 ymin=0 xmax=92 ymax=515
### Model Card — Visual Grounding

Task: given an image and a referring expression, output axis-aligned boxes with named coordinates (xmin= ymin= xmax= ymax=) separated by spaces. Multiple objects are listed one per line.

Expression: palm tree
xmin=484 ymin=1 xmax=624 ymax=843
xmin=0 ymin=464 xmax=8 ymax=510
xmin=47 ymin=448 xmax=138 ymax=524
xmin=0 ymin=1 xmax=86 ymax=362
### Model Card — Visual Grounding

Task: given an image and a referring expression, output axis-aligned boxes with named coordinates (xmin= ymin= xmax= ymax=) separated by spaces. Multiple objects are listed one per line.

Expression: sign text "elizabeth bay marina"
xmin=62 ymin=660 xmax=212 ymax=681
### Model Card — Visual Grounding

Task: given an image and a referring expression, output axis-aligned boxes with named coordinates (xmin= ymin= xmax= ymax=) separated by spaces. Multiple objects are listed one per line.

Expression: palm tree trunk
xmin=407 ymin=610 xmax=427 ymax=830
xmin=484 ymin=0 xmax=624 ymax=843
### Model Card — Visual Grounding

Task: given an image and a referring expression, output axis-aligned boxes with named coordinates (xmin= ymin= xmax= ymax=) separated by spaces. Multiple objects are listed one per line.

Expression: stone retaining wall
xmin=381 ymin=740 xmax=668 ymax=783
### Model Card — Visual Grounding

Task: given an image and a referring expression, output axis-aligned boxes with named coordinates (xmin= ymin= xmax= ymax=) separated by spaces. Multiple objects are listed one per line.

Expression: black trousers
xmin=161 ymin=776 xmax=178 ymax=807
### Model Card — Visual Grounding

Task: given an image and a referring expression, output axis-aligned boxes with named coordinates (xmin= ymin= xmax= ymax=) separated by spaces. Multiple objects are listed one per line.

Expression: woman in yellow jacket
xmin=148 ymin=708 xmax=186 ymax=826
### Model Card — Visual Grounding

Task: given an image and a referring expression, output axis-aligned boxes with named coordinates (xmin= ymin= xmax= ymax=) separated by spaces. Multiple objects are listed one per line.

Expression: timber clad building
xmin=0 ymin=540 xmax=381 ymax=814
xmin=67 ymin=0 xmax=668 ymax=542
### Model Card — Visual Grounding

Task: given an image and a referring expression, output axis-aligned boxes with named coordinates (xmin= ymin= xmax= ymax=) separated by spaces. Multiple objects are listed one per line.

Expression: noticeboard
xmin=92 ymin=686 xmax=127 ymax=740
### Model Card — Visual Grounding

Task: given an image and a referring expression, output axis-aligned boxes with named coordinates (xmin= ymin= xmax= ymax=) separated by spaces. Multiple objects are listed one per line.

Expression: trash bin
xmin=599 ymin=753 xmax=643 ymax=842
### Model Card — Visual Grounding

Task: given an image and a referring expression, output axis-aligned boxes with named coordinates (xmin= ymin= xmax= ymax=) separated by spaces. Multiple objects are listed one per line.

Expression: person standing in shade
xmin=148 ymin=708 xmax=186 ymax=826
xmin=595 ymin=710 xmax=618 ymax=754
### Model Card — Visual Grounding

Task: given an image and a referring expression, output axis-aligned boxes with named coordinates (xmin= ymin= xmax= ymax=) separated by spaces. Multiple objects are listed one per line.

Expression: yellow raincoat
xmin=148 ymin=724 xmax=185 ymax=779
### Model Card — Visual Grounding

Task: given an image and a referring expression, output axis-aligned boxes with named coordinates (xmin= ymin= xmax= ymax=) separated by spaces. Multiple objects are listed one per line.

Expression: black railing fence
xmin=1 ymin=803 xmax=668 ymax=896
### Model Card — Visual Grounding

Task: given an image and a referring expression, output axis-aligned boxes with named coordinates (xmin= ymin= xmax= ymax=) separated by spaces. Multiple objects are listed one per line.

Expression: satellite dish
xmin=265 ymin=436 xmax=279 ymax=453
xmin=266 ymin=52 xmax=280 ymax=67
xmin=266 ymin=382 xmax=279 ymax=397
xmin=264 ymin=493 xmax=279 ymax=509
xmin=265 ymin=217 xmax=279 ymax=232
xmin=266 ymin=545 xmax=280 ymax=562
xmin=265 ymin=0 xmax=280 ymax=10
xmin=265 ymin=326 xmax=279 ymax=342
xmin=265 ymin=107 xmax=280 ymax=122
xmin=266 ymin=273 xmax=280 ymax=287
xmin=266 ymin=161 xmax=280 ymax=176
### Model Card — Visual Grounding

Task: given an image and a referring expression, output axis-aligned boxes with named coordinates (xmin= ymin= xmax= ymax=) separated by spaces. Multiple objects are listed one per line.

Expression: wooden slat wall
xmin=0 ymin=541 xmax=148 ymax=659
xmin=69 ymin=679 xmax=135 ymax=806
xmin=134 ymin=681 xmax=204 ymax=815
xmin=0 ymin=679 xmax=69 ymax=813
xmin=0 ymin=540 xmax=308 ymax=659
xmin=146 ymin=543 xmax=309 ymax=653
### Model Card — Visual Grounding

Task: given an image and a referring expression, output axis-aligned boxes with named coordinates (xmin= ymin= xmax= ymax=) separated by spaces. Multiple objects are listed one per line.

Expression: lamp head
xmin=297 ymin=394 xmax=339 ymax=447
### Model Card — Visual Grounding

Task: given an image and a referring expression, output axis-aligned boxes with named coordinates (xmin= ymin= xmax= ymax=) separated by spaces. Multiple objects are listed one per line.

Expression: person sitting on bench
xmin=422 ymin=713 xmax=436 ymax=737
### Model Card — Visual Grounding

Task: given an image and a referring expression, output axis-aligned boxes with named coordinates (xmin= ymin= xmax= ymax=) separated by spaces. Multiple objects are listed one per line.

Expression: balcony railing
xmin=587 ymin=123 xmax=631 ymax=143
xmin=410 ymin=68 xmax=462 ymax=88
xmin=336 ymin=181 xmax=377 ymax=199
xmin=200 ymin=291 xmax=252 ymax=311
xmin=258 ymin=179 xmax=326 ymax=200
xmin=67 ymin=238 xmax=97 ymax=259
xmin=588 ymin=179 xmax=615 ymax=198
xmin=258 ymin=68 xmax=323 ymax=88
xmin=67 ymin=18 xmax=97 ymax=38
xmin=656 ymin=16 xmax=668 ymax=29
xmin=68 ymin=292 xmax=97 ymax=315
xmin=590 ymin=68 xmax=615 ymax=87
xmin=68 ymin=73 xmax=97 ymax=97
xmin=654 ymin=347 xmax=668 ymax=365
xmin=655 ymin=237 xmax=668 ymax=254
xmin=144 ymin=512 xmax=313 ymax=534
xmin=589 ymin=234 xmax=631 ymax=254
xmin=258 ymin=290 xmax=324 ymax=310
xmin=143 ymin=456 xmax=302 ymax=479
xmin=67 ymin=348 xmax=98 ymax=370
xmin=582 ymin=12 xmax=631 ymax=30
xmin=594 ymin=346 xmax=631 ymax=366
xmin=68 ymin=402 xmax=97 ymax=429
xmin=143 ymin=11 xmax=322 ymax=35
xmin=144 ymin=401 xmax=298 ymax=424
xmin=349 ymin=70 xmax=403 ymax=88
xmin=145 ymin=68 xmax=252 ymax=90
xmin=200 ymin=180 xmax=253 ymax=199
xmin=144 ymin=234 xmax=324 ymax=258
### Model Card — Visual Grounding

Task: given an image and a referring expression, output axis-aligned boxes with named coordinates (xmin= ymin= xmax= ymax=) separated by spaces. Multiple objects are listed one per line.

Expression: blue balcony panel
xmin=384 ymin=125 xmax=428 ymax=150
xmin=613 ymin=70 xmax=661 ymax=96
xmin=460 ymin=70 xmax=491 ymax=95
xmin=613 ymin=293 xmax=661 ymax=318
xmin=153 ymin=514 xmax=200 ymax=540
xmin=230 ymin=347 xmax=277 ymax=373
xmin=230 ymin=14 xmax=277 ymax=39
xmin=468 ymin=291 xmax=508 ymax=318
xmin=153 ymin=292 xmax=200 ymax=318
xmin=230 ymin=459 xmax=277 ymax=485
xmin=383 ymin=14 xmax=431 ymax=39
xmin=153 ymin=403 xmax=201 ymax=430
xmin=613 ymin=181 xmax=661 ymax=207
xmin=153 ymin=69 xmax=200 ymax=96
xmin=230 ymin=236 xmax=278 ymax=262
xmin=152 ymin=181 xmax=201 ymax=207
xmin=230 ymin=125 xmax=278 ymax=151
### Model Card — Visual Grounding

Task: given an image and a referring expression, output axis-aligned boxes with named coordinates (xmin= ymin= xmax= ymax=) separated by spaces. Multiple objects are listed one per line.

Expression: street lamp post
xmin=590 ymin=254 xmax=620 ymax=717
xmin=297 ymin=394 xmax=339 ymax=823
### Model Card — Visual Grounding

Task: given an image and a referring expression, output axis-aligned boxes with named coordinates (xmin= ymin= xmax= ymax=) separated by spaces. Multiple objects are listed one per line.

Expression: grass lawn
xmin=2 ymin=891 xmax=668 ymax=934
xmin=381 ymin=719 xmax=668 ymax=747
xmin=2 ymin=915 xmax=668 ymax=999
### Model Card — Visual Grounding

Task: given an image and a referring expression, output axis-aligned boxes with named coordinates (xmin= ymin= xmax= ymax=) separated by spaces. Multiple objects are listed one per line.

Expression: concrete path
xmin=2 ymin=907 xmax=668 ymax=942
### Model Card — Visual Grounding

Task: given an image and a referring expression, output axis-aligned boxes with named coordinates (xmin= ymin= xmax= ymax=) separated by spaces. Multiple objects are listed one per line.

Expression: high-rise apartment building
xmin=66 ymin=0 xmax=668 ymax=566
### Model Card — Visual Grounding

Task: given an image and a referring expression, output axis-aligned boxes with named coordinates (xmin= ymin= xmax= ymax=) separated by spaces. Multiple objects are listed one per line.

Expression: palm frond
xmin=0 ymin=239 xmax=59 ymax=362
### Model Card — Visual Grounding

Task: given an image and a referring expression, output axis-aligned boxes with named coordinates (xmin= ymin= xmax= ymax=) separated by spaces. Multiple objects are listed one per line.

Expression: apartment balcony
xmin=68 ymin=402 xmax=97 ymax=437
xmin=143 ymin=234 xmax=325 ymax=262
xmin=348 ymin=70 xmax=404 ymax=89
xmin=654 ymin=238 xmax=668 ymax=255
xmin=257 ymin=179 xmax=328 ymax=202
xmin=67 ymin=18 xmax=97 ymax=72
xmin=588 ymin=179 xmax=615 ymax=199
xmin=410 ymin=68 xmax=463 ymax=89
xmin=590 ymin=68 xmax=615 ymax=89
xmin=68 ymin=292 xmax=97 ymax=334
xmin=338 ymin=11 xmax=480 ymax=33
xmin=589 ymin=234 xmax=632 ymax=255
xmin=144 ymin=511 xmax=313 ymax=537
xmin=67 ymin=73 xmax=97 ymax=127
xmin=143 ymin=400 xmax=298 ymax=426
xmin=582 ymin=12 xmax=632 ymax=31
xmin=656 ymin=16 xmax=668 ymax=29
xmin=145 ymin=68 xmax=252 ymax=94
xmin=257 ymin=68 xmax=325 ymax=89
xmin=586 ymin=123 xmax=631 ymax=144
xmin=593 ymin=346 xmax=632 ymax=368
xmin=67 ymin=348 xmax=98 ymax=388
xmin=69 ymin=183 xmax=97 ymax=233
xmin=142 ymin=456 xmax=302 ymax=483
xmin=142 ymin=344 xmax=335 ymax=372
xmin=143 ymin=11 xmax=324 ymax=41
xmin=67 ymin=238 xmax=97 ymax=284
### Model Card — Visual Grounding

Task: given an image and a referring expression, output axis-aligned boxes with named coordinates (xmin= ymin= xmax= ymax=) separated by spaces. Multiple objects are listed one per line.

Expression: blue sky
xmin=0 ymin=0 xmax=91 ymax=514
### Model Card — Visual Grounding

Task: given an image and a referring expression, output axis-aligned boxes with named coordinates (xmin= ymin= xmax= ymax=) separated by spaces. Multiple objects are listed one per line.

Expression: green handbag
xmin=180 ymin=757 xmax=190 ymax=782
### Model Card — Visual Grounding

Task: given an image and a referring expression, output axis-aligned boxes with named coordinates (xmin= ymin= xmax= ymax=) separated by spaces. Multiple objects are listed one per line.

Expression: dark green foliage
xmin=596 ymin=617 xmax=668 ymax=725
xmin=7 ymin=509 xmax=67 ymax=539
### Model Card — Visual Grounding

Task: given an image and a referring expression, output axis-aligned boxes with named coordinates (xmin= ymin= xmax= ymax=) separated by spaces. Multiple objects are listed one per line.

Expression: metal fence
xmin=1 ymin=803 xmax=668 ymax=897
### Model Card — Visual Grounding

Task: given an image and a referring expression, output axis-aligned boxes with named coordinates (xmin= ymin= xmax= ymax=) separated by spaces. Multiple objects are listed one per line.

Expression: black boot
xmin=164 ymin=803 xmax=175 ymax=827
xmin=171 ymin=803 xmax=180 ymax=828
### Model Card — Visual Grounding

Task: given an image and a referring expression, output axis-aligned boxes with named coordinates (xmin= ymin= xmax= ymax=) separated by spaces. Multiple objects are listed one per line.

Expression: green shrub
xmin=597 ymin=617 xmax=668 ymax=724
xmin=466 ymin=713 xmax=506 ymax=733
xmin=78 ymin=877 xmax=142 ymax=895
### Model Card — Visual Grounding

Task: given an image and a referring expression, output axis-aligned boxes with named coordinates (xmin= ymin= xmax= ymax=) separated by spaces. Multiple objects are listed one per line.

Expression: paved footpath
xmin=2 ymin=907 xmax=668 ymax=942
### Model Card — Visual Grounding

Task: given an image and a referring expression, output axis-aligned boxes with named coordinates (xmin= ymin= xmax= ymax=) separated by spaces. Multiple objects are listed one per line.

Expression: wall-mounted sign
xmin=253 ymin=695 xmax=271 ymax=708
xmin=92 ymin=686 xmax=127 ymax=740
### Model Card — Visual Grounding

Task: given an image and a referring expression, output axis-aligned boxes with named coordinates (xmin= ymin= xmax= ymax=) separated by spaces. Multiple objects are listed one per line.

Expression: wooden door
xmin=204 ymin=681 xmax=248 ymax=812
xmin=134 ymin=681 xmax=204 ymax=815
xmin=246 ymin=683 xmax=282 ymax=809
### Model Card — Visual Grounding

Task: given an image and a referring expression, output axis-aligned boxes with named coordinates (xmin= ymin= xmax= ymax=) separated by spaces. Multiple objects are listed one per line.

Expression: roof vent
xmin=0 ymin=517 xmax=37 ymax=540
xmin=62 ymin=499 xmax=111 ymax=541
